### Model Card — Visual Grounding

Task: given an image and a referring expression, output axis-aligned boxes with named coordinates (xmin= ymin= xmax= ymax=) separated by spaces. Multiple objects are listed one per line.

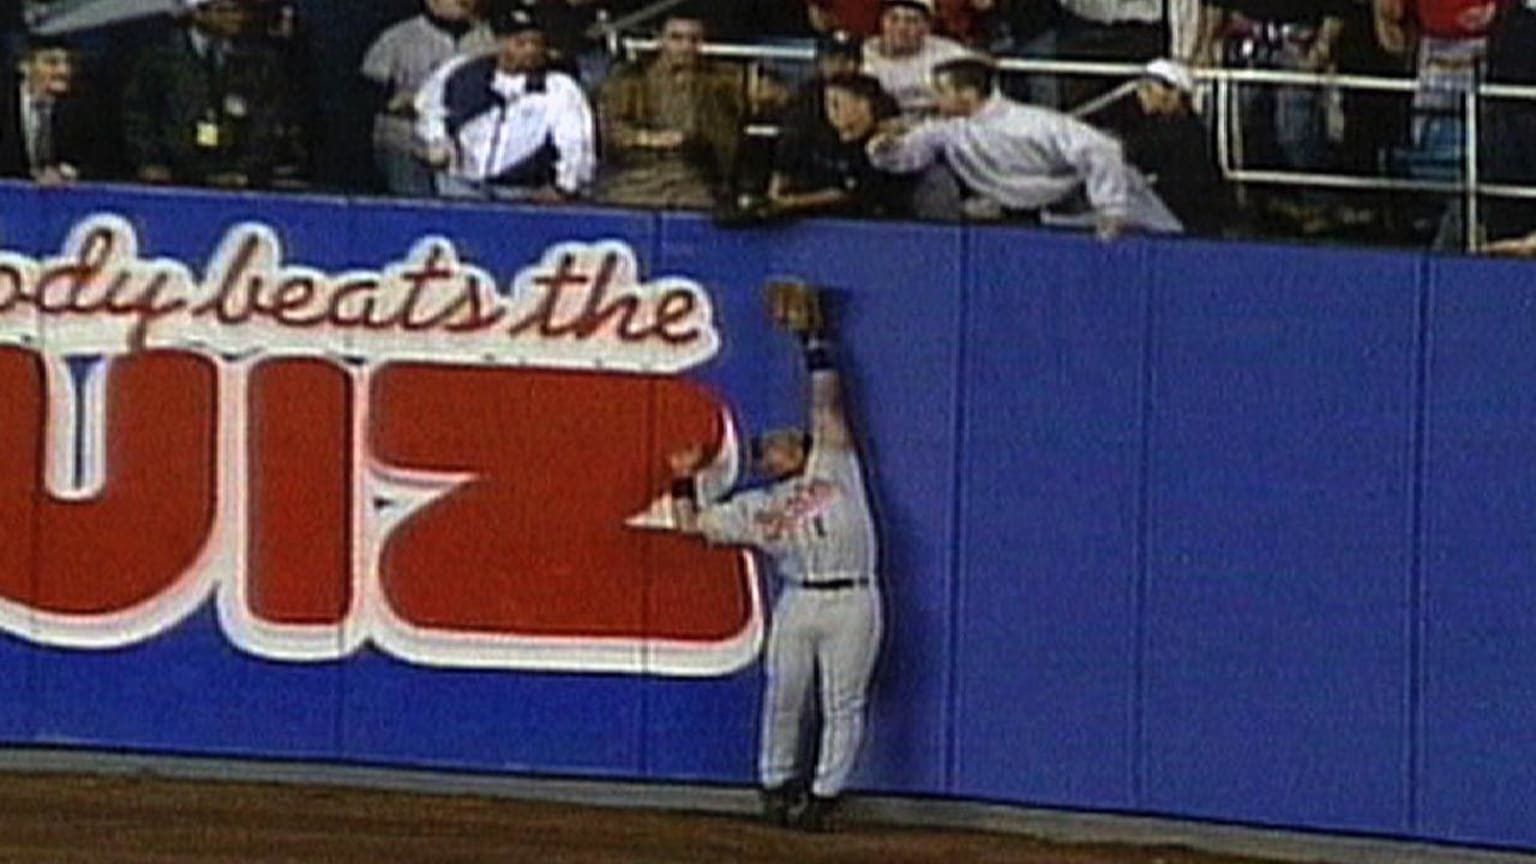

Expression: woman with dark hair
xmin=765 ymin=71 xmax=910 ymax=218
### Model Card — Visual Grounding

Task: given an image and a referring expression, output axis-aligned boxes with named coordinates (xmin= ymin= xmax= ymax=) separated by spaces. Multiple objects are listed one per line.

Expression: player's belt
xmin=791 ymin=578 xmax=872 ymax=591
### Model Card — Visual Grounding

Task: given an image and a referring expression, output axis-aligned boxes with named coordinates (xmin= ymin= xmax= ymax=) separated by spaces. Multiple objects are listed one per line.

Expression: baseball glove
xmin=764 ymin=279 xmax=824 ymax=337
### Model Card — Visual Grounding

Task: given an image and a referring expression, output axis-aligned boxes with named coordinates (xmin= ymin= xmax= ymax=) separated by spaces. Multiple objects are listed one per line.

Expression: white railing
xmin=626 ymin=37 xmax=1534 ymax=251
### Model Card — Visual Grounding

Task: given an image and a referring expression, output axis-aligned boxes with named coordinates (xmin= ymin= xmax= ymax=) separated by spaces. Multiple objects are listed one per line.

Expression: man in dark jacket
xmin=768 ymin=71 xmax=909 ymax=219
xmin=121 ymin=0 xmax=289 ymax=189
xmin=0 ymin=36 xmax=102 ymax=182
xmin=1094 ymin=58 xmax=1234 ymax=236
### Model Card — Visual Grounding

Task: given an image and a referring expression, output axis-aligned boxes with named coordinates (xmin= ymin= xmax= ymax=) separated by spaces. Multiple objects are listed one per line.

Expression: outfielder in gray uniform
xmin=669 ymin=281 xmax=881 ymax=832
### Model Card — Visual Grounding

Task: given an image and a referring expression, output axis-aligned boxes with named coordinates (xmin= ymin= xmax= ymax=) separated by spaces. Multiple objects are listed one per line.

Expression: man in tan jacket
xmin=596 ymin=12 xmax=745 ymax=209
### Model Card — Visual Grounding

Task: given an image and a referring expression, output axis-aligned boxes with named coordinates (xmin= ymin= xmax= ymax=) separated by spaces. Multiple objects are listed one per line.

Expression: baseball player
xmin=668 ymin=281 xmax=881 ymax=833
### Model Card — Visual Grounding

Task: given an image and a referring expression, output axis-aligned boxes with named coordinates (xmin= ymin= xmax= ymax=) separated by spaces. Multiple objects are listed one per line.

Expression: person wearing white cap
xmin=869 ymin=56 xmax=1183 ymax=236
xmin=1142 ymin=56 xmax=1194 ymax=95
xmin=1094 ymin=58 xmax=1232 ymax=235
xmin=121 ymin=0 xmax=288 ymax=188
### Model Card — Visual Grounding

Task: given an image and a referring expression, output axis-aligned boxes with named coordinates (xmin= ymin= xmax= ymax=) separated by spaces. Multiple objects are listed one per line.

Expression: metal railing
xmin=626 ymin=37 xmax=1535 ymax=251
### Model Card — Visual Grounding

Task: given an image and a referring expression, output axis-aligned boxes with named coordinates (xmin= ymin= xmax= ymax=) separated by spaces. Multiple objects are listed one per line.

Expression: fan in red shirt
xmin=1375 ymin=0 xmax=1508 ymax=248
xmin=1375 ymin=0 xmax=1503 ymax=48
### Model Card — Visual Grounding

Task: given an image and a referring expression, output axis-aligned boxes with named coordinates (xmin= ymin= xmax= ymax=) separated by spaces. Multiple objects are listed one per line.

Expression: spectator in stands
xmin=1021 ymin=0 xmax=1168 ymax=109
xmin=767 ymin=72 xmax=909 ymax=217
xmin=859 ymin=0 xmax=975 ymax=217
xmin=780 ymin=28 xmax=865 ymax=139
xmin=248 ymin=0 xmax=314 ymax=187
xmin=596 ymin=12 xmax=745 ymax=209
xmin=1194 ymin=0 xmax=1348 ymax=173
xmin=361 ymin=0 xmax=495 ymax=197
xmin=869 ymin=57 xmax=1182 ymax=235
xmin=1375 ymin=0 xmax=1500 ymax=171
xmin=1331 ymin=0 xmax=1405 ymax=226
xmin=0 ymin=36 xmax=102 ymax=182
xmin=1096 ymin=58 xmax=1232 ymax=234
xmin=861 ymin=0 xmax=972 ymax=118
xmin=121 ymin=0 xmax=289 ymax=189
xmin=415 ymin=3 xmax=595 ymax=201
xmin=722 ymin=29 xmax=858 ymax=209
xmin=1375 ymin=0 xmax=1502 ymax=247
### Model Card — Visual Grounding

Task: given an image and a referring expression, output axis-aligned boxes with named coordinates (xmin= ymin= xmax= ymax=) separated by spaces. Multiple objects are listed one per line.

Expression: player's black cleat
xmin=759 ymin=782 xmax=803 ymax=828
xmin=796 ymin=794 xmax=840 ymax=833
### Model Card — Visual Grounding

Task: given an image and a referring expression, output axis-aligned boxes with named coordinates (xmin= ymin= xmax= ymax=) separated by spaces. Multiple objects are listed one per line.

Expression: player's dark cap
xmin=816 ymin=29 xmax=863 ymax=60
xmin=486 ymin=0 xmax=543 ymax=36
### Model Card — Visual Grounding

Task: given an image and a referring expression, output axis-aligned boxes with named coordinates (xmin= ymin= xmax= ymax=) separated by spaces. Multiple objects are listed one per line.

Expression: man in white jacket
xmin=415 ymin=1 xmax=595 ymax=202
xmin=868 ymin=56 xmax=1182 ymax=237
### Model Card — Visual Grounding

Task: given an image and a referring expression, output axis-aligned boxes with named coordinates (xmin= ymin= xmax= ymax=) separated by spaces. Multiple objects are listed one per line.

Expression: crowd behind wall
xmin=3 ymin=0 xmax=1536 ymax=252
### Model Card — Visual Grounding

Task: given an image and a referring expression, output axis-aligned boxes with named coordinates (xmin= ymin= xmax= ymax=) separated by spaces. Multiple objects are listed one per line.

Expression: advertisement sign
xmin=0 ymin=211 xmax=760 ymax=675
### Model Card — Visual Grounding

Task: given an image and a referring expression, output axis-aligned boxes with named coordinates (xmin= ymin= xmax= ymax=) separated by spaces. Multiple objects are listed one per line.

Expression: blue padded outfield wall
xmin=0 ymin=182 xmax=1534 ymax=852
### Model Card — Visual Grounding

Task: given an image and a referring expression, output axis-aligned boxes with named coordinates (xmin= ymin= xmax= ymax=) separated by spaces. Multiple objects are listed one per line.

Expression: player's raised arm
xmin=764 ymin=280 xmax=852 ymax=451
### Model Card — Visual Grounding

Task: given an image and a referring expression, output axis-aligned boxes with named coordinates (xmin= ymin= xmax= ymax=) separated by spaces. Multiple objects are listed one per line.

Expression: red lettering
xmin=34 ymin=227 xmax=111 ymax=313
xmin=111 ymin=272 xmax=187 ymax=349
xmin=0 ymin=349 xmax=216 ymax=615
xmin=396 ymin=245 xmax=454 ymax=331
xmin=651 ymin=290 xmax=701 ymax=345
xmin=192 ymin=234 xmax=263 ymax=325
xmin=326 ymin=279 xmax=379 ymax=328
xmin=508 ymin=253 xmax=586 ymax=338
xmin=427 ymin=275 xmax=505 ymax=334
xmin=247 ymin=360 xmax=353 ymax=624
xmin=262 ymin=276 xmax=324 ymax=327
xmin=0 ymin=265 xmax=22 ymax=312
xmin=370 ymin=366 xmax=750 ymax=641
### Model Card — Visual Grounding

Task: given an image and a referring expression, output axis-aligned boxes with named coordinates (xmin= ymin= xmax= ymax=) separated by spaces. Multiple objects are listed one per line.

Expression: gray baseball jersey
xmin=698 ymin=445 xmax=877 ymax=582
xmin=698 ymin=442 xmax=881 ymax=798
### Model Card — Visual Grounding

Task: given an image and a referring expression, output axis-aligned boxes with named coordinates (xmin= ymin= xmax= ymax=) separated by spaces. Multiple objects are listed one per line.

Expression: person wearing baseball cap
xmin=414 ymin=0 xmax=596 ymax=202
xmin=1118 ymin=58 xmax=1231 ymax=236
xmin=121 ymin=0 xmax=287 ymax=188
xmin=1141 ymin=57 xmax=1195 ymax=100
xmin=767 ymin=29 xmax=865 ymax=150
xmin=816 ymin=28 xmax=865 ymax=71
